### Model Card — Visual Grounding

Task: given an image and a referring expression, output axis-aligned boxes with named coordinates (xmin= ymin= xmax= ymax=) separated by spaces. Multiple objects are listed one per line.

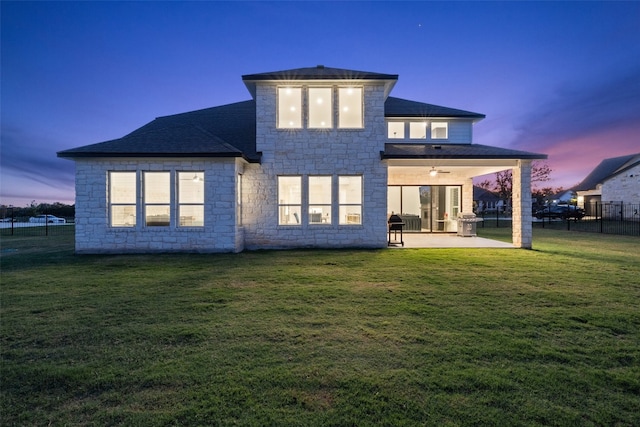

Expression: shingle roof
xmin=385 ymin=97 xmax=485 ymax=120
xmin=58 ymin=100 xmax=259 ymax=161
xmin=242 ymin=65 xmax=398 ymax=81
xmin=573 ymin=153 xmax=640 ymax=191
xmin=382 ymin=143 xmax=547 ymax=160
xmin=242 ymin=65 xmax=398 ymax=98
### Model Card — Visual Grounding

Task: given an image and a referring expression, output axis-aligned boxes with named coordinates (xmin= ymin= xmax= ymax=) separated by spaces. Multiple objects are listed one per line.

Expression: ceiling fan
xmin=429 ymin=167 xmax=450 ymax=177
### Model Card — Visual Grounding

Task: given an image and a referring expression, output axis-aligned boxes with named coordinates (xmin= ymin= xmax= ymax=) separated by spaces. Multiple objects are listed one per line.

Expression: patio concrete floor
xmin=387 ymin=233 xmax=514 ymax=249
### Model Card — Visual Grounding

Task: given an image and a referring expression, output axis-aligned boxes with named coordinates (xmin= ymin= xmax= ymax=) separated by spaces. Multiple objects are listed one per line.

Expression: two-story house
xmin=58 ymin=66 xmax=546 ymax=253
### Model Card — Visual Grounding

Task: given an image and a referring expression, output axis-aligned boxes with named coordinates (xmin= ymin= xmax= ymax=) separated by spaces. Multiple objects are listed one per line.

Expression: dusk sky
xmin=2 ymin=1 xmax=639 ymax=207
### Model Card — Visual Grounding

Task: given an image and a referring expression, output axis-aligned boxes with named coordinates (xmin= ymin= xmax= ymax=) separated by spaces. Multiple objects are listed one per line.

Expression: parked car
xmin=535 ymin=205 xmax=585 ymax=220
xmin=29 ymin=214 xmax=66 ymax=224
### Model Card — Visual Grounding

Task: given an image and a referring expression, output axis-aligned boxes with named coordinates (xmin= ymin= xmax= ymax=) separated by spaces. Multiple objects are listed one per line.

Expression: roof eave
xmin=57 ymin=151 xmax=262 ymax=163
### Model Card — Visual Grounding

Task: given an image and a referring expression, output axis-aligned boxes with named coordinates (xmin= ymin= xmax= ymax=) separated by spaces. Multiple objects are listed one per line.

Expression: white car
xmin=29 ymin=214 xmax=66 ymax=224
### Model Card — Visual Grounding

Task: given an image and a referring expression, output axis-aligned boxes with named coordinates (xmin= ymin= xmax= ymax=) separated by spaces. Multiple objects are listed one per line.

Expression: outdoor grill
xmin=457 ymin=212 xmax=483 ymax=237
xmin=388 ymin=214 xmax=405 ymax=246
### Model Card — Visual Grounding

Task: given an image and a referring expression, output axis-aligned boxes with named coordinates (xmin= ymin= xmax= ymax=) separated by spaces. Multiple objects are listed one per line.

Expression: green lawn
xmin=1 ymin=230 xmax=639 ymax=426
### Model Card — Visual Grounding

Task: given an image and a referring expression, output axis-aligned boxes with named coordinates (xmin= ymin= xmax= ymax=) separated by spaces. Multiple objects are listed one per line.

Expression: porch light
xmin=429 ymin=168 xmax=438 ymax=177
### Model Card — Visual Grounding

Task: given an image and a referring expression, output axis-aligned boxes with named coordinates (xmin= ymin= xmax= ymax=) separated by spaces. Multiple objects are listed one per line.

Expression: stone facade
xmin=242 ymin=82 xmax=388 ymax=249
xmin=62 ymin=66 xmax=544 ymax=253
xmin=602 ymin=163 xmax=640 ymax=203
xmin=74 ymin=158 xmax=243 ymax=253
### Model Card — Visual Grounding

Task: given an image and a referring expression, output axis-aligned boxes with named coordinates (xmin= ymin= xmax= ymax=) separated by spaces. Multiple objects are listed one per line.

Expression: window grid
xmin=178 ymin=172 xmax=204 ymax=227
xmin=109 ymin=171 xmax=137 ymax=227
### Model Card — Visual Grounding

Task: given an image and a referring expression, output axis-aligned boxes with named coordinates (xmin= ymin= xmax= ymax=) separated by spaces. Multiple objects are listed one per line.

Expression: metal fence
xmin=0 ymin=221 xmax=75 ymax=237
xmin=535 ymin=202 xmax=640 ymax=236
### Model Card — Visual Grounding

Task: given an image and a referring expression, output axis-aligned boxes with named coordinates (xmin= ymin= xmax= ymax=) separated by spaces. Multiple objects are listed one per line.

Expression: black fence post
xmin=45 ymin=212 xmax=49 ymax=236
xmin=10 ymin=206 xmax=14 ymax=236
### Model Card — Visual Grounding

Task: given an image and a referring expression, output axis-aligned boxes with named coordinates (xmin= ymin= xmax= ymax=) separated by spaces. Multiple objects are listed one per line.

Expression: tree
xmin=483 ymin=161 xmax=554 ymax=209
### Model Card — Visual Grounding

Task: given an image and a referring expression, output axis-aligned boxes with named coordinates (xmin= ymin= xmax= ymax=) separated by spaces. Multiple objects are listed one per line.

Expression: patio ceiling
xmin=386 ymin=158 xmax=520 ymax=179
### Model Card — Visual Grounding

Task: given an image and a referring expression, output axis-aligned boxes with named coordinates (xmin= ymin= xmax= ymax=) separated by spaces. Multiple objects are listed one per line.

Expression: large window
xmin=308 ymin=176 xmax=332 ymax=224
xmin=178 ymin=172 xmax=204 ymax=227
xmin=278 ymin=176 xmax=302 ymax=225
xmin=338 ymin=87 xmax=363 ymax=128
xmin=339 ymin=175 xmax=362 ymax=224
xmin=308 ymin=87 xmax=332 ymax=128
xmin=278 ymin=87 xmax=302 ymax=129
xmin=144 ymin=172 xmax=171 ymax=226
xmin=431 ymin=122 xmax=448 ymax=139
xmin=109 ymin=172 xmax=136 ymax=227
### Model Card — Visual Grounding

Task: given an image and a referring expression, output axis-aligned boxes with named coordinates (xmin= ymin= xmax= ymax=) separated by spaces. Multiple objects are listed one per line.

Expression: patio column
xmin=512 ymin=159 xmax=532 ymax=248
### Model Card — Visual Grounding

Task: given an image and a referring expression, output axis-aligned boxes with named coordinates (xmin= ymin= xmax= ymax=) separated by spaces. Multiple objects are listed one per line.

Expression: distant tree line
xmin=0 ymin=202 xmax=75 ymax=221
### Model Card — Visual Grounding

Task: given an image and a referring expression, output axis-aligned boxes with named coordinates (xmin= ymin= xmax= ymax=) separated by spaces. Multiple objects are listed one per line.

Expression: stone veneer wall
xmin=602 ymin=164 xmax=640 ymax=203
xmin=241 ymin=82 xmax=388 ymax=249
xmin=512 ymin=160 xmax=532 ymax=249
xmin=74 ymin=158 xmax=243 ymax=253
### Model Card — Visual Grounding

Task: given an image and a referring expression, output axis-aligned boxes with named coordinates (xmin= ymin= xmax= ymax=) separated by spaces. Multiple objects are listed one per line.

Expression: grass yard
xmin=1 ymin=230 xmax=639 ymax=426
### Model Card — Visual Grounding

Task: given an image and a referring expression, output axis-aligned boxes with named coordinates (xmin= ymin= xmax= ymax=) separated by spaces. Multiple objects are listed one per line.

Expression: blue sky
xmin=2 ymin=1 xmax=639 ymax=206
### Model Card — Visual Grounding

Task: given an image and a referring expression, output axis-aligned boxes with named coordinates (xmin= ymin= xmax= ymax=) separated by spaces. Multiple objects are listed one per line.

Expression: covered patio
xmin=387 ymin=233 xmax=513 ymax=249
xmin=383 ymin=143 xmax=547 ymax=249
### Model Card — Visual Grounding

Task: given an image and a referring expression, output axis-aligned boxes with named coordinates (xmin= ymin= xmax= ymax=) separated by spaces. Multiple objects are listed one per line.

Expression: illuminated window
xmin=308 ymin=88 xmax=332 ymax=128
xmin=388 ymin=122 xmax=404 ymax=139
xmin=109 ymin=172 xmax=136 ymax=227
xmin=278 ymin=87 xmax=302 ymax=129
xmin=178 ymin=172 xmax=204 ymax=227
xmin=144 ymin=172 xmax=170 ymax=226
xmin=339 ymin=175 xmax=362 ymax=225
xmin=410 ymin=122 xmax=427 ymax=139
xmin=309 ymin=176 xmax=332 ymax=224
xmin=278 ymin=176 xmax=302 ymax=225
xmin=338 ymin=87 xmax=363 ymax=128
xmin=431 ymin=122 xmax=448 ymax=139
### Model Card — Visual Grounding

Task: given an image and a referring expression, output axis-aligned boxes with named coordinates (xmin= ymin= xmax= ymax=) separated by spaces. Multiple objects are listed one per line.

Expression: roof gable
xmin=574 ymin=153 xmax=640 ymax=191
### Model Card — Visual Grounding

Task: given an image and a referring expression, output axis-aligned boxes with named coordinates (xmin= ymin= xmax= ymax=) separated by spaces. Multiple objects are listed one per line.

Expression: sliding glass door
xmin=387 ymin=185 xmax=461 ymax=233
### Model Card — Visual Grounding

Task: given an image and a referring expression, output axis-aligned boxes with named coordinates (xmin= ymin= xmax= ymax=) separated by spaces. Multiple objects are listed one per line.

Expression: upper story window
xmin=410 ymin=122 xmax=427 ymax=139
xmin=387 ymin=121 xmax=448 ymax=140
xmin=308 ymin=88 xmax=332 ymax=128
xmin=338 ymin=87 xmax=363 ymax=128
xmin=431 ymin=122 xmax=448 ymax=139
xmin=278 ymin=86 xmax=363 ymax=130
xmin=278 ymin=87 xmax=302 ymax=129
xmin=388 ymin=122 xmax=404 ymax=139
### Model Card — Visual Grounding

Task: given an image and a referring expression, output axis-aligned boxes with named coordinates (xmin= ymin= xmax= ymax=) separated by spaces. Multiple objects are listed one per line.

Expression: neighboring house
xmin=473 ymin=186 xmax=503 ymax=213
xmin=574 ymin=153 xmax=640 ymax=215
xmin=58 ymin=66 xmax=546 ymax=253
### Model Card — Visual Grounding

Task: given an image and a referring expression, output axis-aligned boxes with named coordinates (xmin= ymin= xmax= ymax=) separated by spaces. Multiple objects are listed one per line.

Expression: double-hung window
xmin=178 ymin=172 xmax=204 ymax=227
xmin=339 ymin=175 xmax=362 ymax=224
xmin=308 ymin=176 xmax=332 ymax=224
xmin=144 ymin=172 xmax=171 ymax=226
xmin=109 ymin=172 xmax=136 ymax=227
xmin=278 ymin=176 xmax=302 ymax=225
